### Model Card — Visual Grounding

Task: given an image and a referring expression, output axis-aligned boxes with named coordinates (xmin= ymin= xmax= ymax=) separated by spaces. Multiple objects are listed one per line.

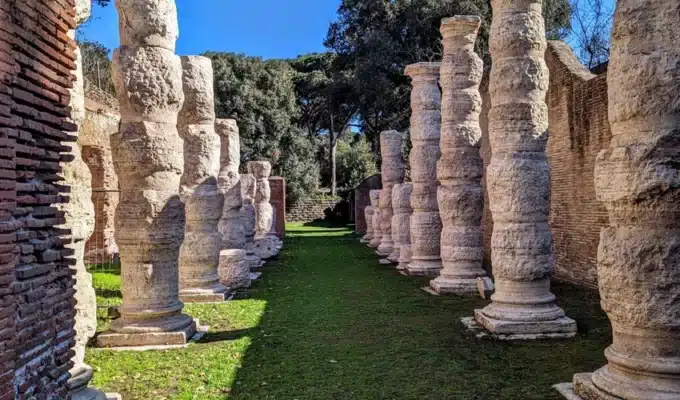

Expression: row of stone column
xmin=91 ymin=0 xmax=283 ymax=349
xmin=363 ymin=2 xmax=680 ymax=398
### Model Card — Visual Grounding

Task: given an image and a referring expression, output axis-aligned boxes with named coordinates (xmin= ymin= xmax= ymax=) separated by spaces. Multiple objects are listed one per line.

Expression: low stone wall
xmin=288 ymin=194 xmax=342 ymax=223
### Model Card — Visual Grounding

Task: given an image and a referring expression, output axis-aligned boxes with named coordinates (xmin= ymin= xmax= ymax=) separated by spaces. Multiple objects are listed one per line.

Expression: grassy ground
xmin=87 ymin=222 xmax=612 ymax=400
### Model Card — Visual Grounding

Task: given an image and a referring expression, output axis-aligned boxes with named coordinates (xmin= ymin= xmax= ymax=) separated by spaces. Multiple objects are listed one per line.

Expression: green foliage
xmin=206 ymin=52 xmax=320 ymax=205
xmin=334 ymin=135 xmax=377 ymax=189
xmin=325 ymin=0 xmax=572 ymax=154
xmin=89 ymin=223 xmax=611 ymax=400
xmin=78 ymin=40 xmax=115 ymax=95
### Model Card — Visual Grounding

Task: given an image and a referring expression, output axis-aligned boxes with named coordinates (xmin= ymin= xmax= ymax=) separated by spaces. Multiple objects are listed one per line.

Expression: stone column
xmin=377 ymin=130 xmax=405 ymax=264
xmin=368 ymin=190 xmax=382 ymax=248
xmin=240 ymin=173 xmax=263 ymax=268
xmin=98 ymin=0 xmax=196 ymax=347
xmin=249 ymin=161 xmax=280 ymax=259
xmin=219 ymin=249 xmax=250 ymax=291
xmin=361 ymin=205 xmax=375 ymax=244
xmin=560 ymin=1 xmax=680 ymax=398
xmin=64 ymin=1 xmax=110 ymax=397
xmin=215 ymin=119 xmax=246 ymax=250
xmin=473 ymin=0 xmax=576 ymax=339
xmin=177 ymin=56 xmax=228 ymax=303
xmin=404 ymin=63 xmax=443 ymax=277
xmin=392 ymin=183 xmax=413 ymax=272
xmin=430 ymin=16 xmax=487 ymax=295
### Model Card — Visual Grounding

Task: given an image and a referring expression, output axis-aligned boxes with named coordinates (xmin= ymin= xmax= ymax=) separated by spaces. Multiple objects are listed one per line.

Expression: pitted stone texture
xmin=219 ymin=250 xmax=250 ymax=290
xmin=362 ymin=205 xmax=375 ymax=243
xmin=378 ymin=130 xmax=405 ymax=261
xmin=102 ymin=1 xmax=195 ymax=346
xmin=249 ymin=161 xmax=281 ymax=259
xmin=113 ymin=46 xmax=184 ymax=124
xmin=240 ymin=173 xmax=262 ymax=268
xmin=368 ymin=190 xmax=382 ymax=248
xmin=115 ymin=0 xmax=179 ymax=50
xmin=567 ymin=1 xmax=680 ymax=398
xmin=405 ymin=63 xmax=442 ymax=277
xmin=392 ymin=183 xmax=413 ymax=270
xmin=431 ymin=16 xmax=487 ymax=296
xmin=216 ymin=120 xmax=246 ymax=250
xmin=177 ymin=56 xmax=227 ymax=303
xmin=477 ymin=0 xmax=575 ymax=337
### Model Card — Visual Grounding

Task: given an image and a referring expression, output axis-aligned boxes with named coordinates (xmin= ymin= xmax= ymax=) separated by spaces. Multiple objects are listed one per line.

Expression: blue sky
xmin=78 ymin=0 xmax=340 ymax=59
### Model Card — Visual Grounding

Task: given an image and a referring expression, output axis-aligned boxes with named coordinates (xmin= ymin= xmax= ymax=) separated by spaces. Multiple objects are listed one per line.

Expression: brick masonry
xmin=268 ymin=176 xmax=285 ymax=239
xmin=287 ymin=194 xmax=342 ymax=223
xmin=0 ymin=0 xmax=79 ymax=398
xmin=481 ymin=42 xmax=611 ymax=289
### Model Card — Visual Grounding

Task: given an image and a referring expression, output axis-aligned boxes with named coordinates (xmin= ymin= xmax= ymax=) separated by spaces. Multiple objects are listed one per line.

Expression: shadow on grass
xmin=95 ymin=288 xmax=122 ymax=300
xmin=228 ymin=223 xmax=612 ymax=400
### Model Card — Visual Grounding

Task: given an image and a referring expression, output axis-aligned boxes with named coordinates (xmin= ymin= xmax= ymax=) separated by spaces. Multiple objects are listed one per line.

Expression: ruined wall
xmin=287 ymin=194 xmax=341 ymax=223
xmin=481 ymin=41 xmax=611 ymax=289
xmin=0 ymin=0 xmax=79 ymax=397
xmin=269 ymin=176 xmax=285 ymax=239
xmin=82 ymin=83 xmax=119 ymax=264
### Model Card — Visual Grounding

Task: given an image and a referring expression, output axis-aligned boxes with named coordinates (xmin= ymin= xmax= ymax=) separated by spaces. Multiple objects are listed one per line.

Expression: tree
xmin=335 ymin=135 xmax=377 ymax=189
xmin=206 ymin=52 xmax=320 ymax=205
xmin=568 ymin=0 xmax=613 ymax=68
xmin=79 ymin=40 xmax=115 ymax=95
xmin=325 ymin=0 xmax=572 ymax=159
xmin=291 ymin=53 xmax=357 ymax=196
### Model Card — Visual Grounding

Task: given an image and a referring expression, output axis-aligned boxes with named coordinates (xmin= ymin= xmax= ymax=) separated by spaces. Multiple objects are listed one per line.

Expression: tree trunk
xmin=329 ymin=108 xmax=337 ymax=196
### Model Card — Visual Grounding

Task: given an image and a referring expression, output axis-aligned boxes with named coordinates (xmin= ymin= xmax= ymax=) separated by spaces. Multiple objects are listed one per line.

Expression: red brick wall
xmin=481 ymin=42 xmax=611 ymax=289
xmin=269 ymin=177 xmax=285 ymax=239
xmin=0 ymin=0 xmax=79 ymax=397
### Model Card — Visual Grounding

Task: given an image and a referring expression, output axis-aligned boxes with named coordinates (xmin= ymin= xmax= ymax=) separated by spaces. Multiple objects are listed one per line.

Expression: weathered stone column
xmin=559 ymin=1 xmax=680 ymax=398
xmin=368 ymin=190 xmax=382 ymax=248
xmin=64 ymin=1 xmax=110 ymax=397
xmin=177 ymin=56 xmax=228 ymax=303
xmin=392 ymin=183 xmax=413 ymax=271
xmin=361 ymin=205 xmax=375 ymax=244
xmin=99 ymin=0 xmax=196 ymax=347
xmin=240 ymin=173 xmax=263 ymax=268
xmin=377 ymin=130 xmax=405 ymax=264
xmin=219 ymin=249 xmax=250 ymax=290
xmin=431 ymin=16 xmax=487 ymax=295
xmin=474 ymin=0 xmax=576 ymax=339
xmin=249 ymin=161 xmax=280 ymax=259
xmin=404 ymin=63 xmax=443 ymax=277
xmin=215 ymin=119 xmax=246 ymax=250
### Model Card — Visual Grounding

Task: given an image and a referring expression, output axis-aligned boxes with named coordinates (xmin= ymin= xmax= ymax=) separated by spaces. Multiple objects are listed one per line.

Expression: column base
xmin=69 ymin=367 xmax=111 ymax=400
xmin=249 ymin=271 xmax=262 ymax=280
xmin=246 ymin=254 xmax=263 ymax=269
xmin=473 ymin=309 xmax=577 ymax=340
xmin=406 ymin=260 xmax=442 ymax=277
xmin=554 ymin=374 xmax=621 ymax=400
xmin=96 ymin=313 xmax=197 ymax=348
xmin=360 ymin=238 xmax=370 ymax=244
xmin=368 ymin=238 xmax=381 ymax=248
xmin=377 ymin=243 xmax=393 ymax=257
xmin=179 ymin=284 xmax=230 ymax=303
xmin=379 ymin=258 xmax=395 ymax=265
xmin=430 ymin=276 xmax=479 ymax=295
xmin=254 ymin=236 xmax=280 ymax=259
xmin=396 ymin=262 xmax=406 ymax=271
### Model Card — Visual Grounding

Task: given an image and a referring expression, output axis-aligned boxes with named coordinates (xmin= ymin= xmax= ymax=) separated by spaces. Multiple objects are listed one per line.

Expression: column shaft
xmin=377 ymin=131 xmax=405 ymax=263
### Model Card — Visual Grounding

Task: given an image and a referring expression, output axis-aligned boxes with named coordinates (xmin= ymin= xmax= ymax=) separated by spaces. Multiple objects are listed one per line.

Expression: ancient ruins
xmin=430 ymin=16 xmax=487 ymax=295
xmin=2 ymin=0 xmax=679 ymax=397
xmin=404 ymin=62 xmax=443 ymax=277
xmin=377 ymin=130 xmax=405 ymax=264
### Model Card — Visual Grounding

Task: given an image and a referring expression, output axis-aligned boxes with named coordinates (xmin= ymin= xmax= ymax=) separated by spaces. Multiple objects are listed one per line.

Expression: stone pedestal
xmin=219 ymin=249 xmax=250 ymax=291
xmin=98 ymin=0 xmax=196 ymax=347
xmin=65 ymin=0 xmax=111 ymax=396
xmin=368 ymin=190 xmax=382 ymax=248
xmin=377 ymin=131 xmax=405 ymax=263
xmin=559 ymin=0 xmax=680 ymax=398
xmin=241 ymin=173 xmax=263 ymax=268
xmin=430 ymin=16 xmax=487 ymax=296
xmin=474 ymin=0 xmax=576 ymax=339
xmin=249 ymin=161 xmax=281 ymax=259
xmin=177 ymin=56 xmax=228 ymax=303
xmin=392 ymin=183 xmax=413 ymax=271
xmin=404 ymin=63 xmax=443 ymax=277
xmin=361 ymin=205 xmax=375 ymax=244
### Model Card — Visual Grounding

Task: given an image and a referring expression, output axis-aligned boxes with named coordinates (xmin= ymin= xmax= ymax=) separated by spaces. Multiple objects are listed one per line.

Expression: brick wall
xmin=481 ymin=42 xmax=611 ymax=289
xmin=0 ymin=0 xmax=79 ymax=398
xmin=269 ymin=177 xmax=285 ymax=239
xmin=288 ymin=194 xmax=342 ymax=223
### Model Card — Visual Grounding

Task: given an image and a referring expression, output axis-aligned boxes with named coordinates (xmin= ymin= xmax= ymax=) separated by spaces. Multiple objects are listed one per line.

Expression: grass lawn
xmin=87 ymin=222 xmax=611 ymax=400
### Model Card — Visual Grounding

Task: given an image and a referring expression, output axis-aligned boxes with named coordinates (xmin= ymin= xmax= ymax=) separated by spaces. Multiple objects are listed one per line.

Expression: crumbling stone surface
xmin=377 ymin=130 xmax=405 ymax=262
xmin=219 ymin=249 xmax=250 ymax=290
xmin=216 ymin=119 xmax=245 ymax=250
xmin=249 ymin=161 xmax=281 ymax=259
xmin=571 ymin=1 xmax=680 ymax=398
xmin=240 ymin=173 xmax=262 ymax=268
xmin=362 ymin=205 xmax=375 ymax=243
xmin=368 ymin=190 xmax=382 ymax=248
xmin=475 ymin=0 xmax=575 ymax=339
xmin=404 ymin=62 xmax=442 ymax=277
xmin=116 ymin=0 xmax=179 ymax=51
xmin=430 ymin=16 xmax=487 ymax=296
xmin=392 ymin=183 xmax=413 ymax=271
xmin=100 ymin=0 xmax=196 ymax=347
xmin=177 ymin=56 xmax=227 ymax=303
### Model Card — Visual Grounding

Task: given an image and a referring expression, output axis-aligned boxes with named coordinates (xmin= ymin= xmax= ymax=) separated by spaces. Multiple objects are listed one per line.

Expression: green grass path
xmin=87 ymin=222 xmax=611 ymax=400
